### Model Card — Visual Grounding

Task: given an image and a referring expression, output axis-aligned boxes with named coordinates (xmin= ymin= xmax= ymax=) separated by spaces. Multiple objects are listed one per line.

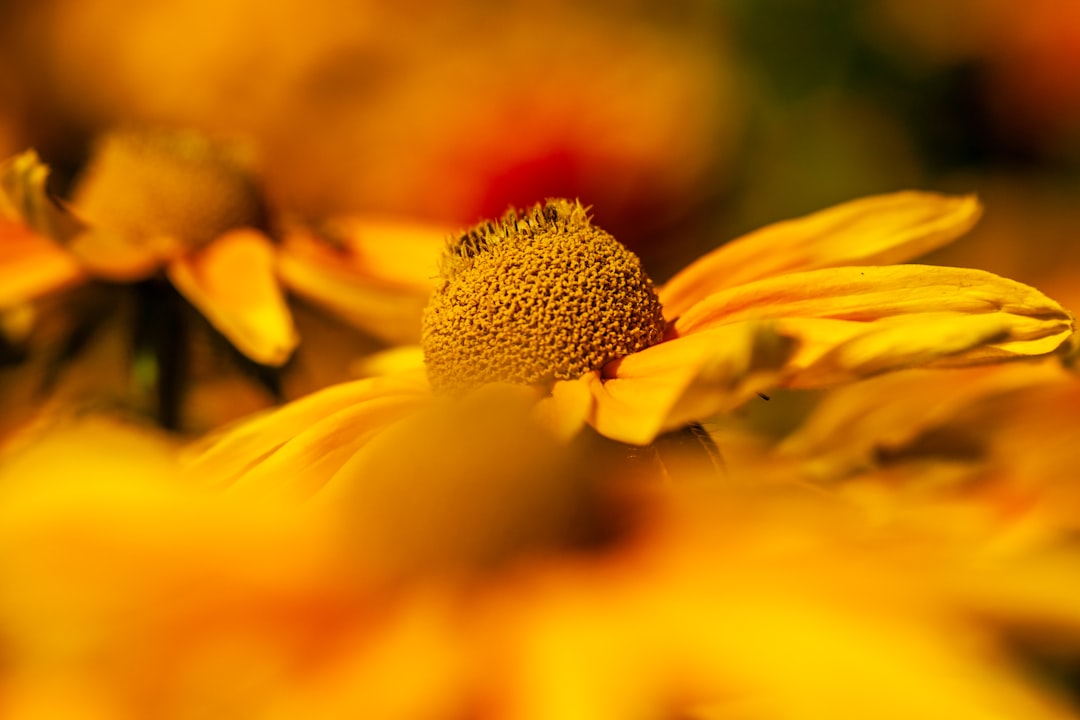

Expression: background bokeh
xmin=2 ymin=0 xmax=1078 ymax=283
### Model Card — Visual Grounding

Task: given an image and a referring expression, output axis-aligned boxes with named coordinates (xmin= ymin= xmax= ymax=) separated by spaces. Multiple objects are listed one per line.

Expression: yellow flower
xmin=0 ymin=129 xmax=449 ymax=366
xmin=417 ymin=194 xmax=1072 ymax=445
xmin=188 ymin=190 xmax=1072 ymax=491
xmin=1 ymin=129 xmax=297 ymax=365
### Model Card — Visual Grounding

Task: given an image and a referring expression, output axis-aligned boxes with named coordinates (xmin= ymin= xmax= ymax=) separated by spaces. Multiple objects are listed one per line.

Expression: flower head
xmin=187 ymin=191 xmax=1074 ymax=492
xmin=422 ymin=199 xmax=665 ymax=391
xmin=68 ymin=127 xmax=266 ymax=277
xmin=420 ymin=192 xmax=1073 ymax=445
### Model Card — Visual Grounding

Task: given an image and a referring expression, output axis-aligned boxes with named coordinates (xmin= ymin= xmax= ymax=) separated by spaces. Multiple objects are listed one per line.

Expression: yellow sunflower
xmin=188 ymin=190 xmax=1073 ymax=491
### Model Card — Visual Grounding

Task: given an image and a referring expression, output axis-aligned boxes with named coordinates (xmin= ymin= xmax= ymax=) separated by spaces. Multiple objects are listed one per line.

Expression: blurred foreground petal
xmin=0 ymin=220 xmax=85 ymax=306
xmin=7 ymin=419 xmax=1080 ymax=718
xmin=184 ymin=370 xmax=431 ymax=494
xmin=779 ymin=363 xmax=1069 ymax=478
xmin=317 ymin=384 xmax=610 ymax=581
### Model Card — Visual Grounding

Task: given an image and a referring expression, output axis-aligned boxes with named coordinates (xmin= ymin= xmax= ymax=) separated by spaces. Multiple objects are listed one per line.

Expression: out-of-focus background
xmin=3 ymin=0 xmax=1078 ymax=283
xmin=3 ymin=0 xmax=1079 ymax=433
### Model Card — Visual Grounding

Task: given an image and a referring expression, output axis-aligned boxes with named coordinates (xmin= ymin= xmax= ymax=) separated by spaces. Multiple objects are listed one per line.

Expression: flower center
xmin=70 ymin=128 xmax=265 ymax=247
xmin=422 ymin=199 xmax=666 ymax=392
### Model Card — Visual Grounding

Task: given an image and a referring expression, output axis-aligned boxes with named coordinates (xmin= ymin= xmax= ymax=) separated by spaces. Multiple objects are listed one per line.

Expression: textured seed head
xmin=71 ymin=127 xmax=265 ymax=247
xmin=422 ymin=199 xmax=666 ymax=393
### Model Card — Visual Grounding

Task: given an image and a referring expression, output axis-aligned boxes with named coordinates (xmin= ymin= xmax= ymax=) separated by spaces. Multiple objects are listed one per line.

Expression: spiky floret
xmin=422 ymin=199 xmax=666 ymax=392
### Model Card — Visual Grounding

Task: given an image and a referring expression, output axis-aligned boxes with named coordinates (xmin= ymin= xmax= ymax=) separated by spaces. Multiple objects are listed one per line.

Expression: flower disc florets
xmin=422 ymin=199 xmax=666 ymax=393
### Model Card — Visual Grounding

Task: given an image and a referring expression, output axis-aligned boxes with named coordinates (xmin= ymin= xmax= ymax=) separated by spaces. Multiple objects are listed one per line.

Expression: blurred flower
xmin=6 ymin=418 xmax=1080 ymax=718
xmin=2 ymin=128 xmax=449 ymax=361
xmin=1 ymin=129 xmax=297 ymax=366
xmin=187 ymin=191 xmax=1073 ymax=493
xmin=0 ymin=127 xmax=451 ymax=431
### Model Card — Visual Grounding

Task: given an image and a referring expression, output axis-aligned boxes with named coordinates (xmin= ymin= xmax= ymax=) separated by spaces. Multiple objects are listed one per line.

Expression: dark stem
xmin=134 ymin=280 xmax=187 ymax=430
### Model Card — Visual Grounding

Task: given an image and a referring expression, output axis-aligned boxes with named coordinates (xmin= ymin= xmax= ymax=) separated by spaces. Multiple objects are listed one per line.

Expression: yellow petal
xmin=223 ymin=392 xmax=432 ymax=500
xmin=0 ymin=150 xmax=85 ymax=243
xmin=586 ymin=323 xmax=796 ymax=446
xmin=674 ymin=264 xmax=1073 ymax=338
xmin=276 ymin=219 xmax=446 ymax=344
xmin=0 ymin=421 xmax=343 ymax=720
xmin=659 ymin=192 xmax=982 ymax=320
xmin=785 ymin=311 xmax=1074 ymax=388
xmin=350 ymin=345 xmax=427 ymax=378
xmin=956 ymin=544 xmax=1080 ymax=631
xmin=308 ymin=217 xmax=448 ymax=290
xmin=183 ymin=370 xmax=431 ymax=491
xmin=167 ymin=229 xmax=299 ymax=366
xmin=0 ymin=220 xmax=85 ymax=306
xmin=780 ymin=363 xmax=1069 ymax=479
xmin=534 ymin=376 xmax=593 ymax=442
xmin=66 ymin=227 xmax=187 ymax=280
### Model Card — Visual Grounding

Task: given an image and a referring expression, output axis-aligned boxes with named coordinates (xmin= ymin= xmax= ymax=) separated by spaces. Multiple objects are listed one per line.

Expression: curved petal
xmin=659 ymin=192 xmax=982 ymax=320
xmin=535 ymin=376 xmax=593 ymax=442
xmin=0 ymin=150 xmax=86 ymax=244
xmin=276 ymin=218 xmax=446 ymax=344
xmin=779 ymin=363 xmax=1070 ymax=478
xmin=182 ymin=370 xmax=431 ymax=493
xmin=0 ymin=220 xmax=86 ymax=306
xmin=221 ymin=393 xmax=432 ymax=500
xmin=310 ymin=216 xmax=448 ymax=290
xmin=2 ymin=149 xmax=174 ymax=280
xmin=167 ymin=229 xmax=299 ymax=366
xmin=351 ymin=345 xmax=427 ymax=378
xmin=586 ymin=323 xmax=797 ymax=446
xmin=67 ymin=227 xmax=186 ymax=280
xmin=781 ymin=312 xmax=1074 ymax=389
xmin=673 ymin=265 xmax=1073 ymax=338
